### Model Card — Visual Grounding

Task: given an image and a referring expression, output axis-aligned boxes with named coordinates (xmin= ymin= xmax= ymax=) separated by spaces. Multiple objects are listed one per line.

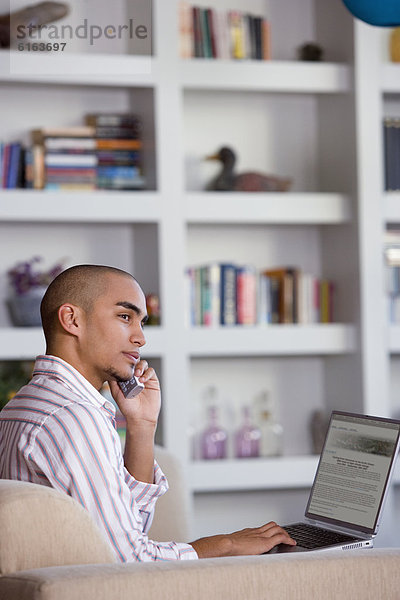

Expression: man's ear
xmin=58 ymin=304 xmax=84 ymax=337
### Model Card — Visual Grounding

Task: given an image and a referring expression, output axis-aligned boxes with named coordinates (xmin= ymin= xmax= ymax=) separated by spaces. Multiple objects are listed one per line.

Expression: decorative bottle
xmin=200 ymin=405 xmax=227 ymax=460
xmin=255 ymin=391 xmax=283 ymax=457
xmin=234 ymin=406 xmax=261 ymax=458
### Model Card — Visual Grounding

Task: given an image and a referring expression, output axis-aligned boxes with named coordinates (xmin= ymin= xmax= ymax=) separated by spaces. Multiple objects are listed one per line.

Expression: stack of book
xmin=29 ymin=127 xmax=97 ymax=190
xmin=383 ymin=118 xmax=400 ymax=192
xmin=385 ymin=229 xmax=400 ymax=322
xmin=185 ymin=263 xmax=334 ymax=327
xmin=0 ymin=142 xmax=25 ymax=188
xmin=179 ymin=2 xmax=270 ymax=60
xmin=86 ymin=113 xmax=145 ymax=190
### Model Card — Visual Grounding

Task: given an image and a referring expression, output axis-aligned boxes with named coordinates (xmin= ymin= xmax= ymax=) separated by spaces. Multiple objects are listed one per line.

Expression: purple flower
xmin=7 ymin=257 xmax=64 ymax=295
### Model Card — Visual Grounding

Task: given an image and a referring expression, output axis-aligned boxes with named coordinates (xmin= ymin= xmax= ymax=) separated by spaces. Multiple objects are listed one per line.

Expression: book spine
xmin=384 ymin=118 xmax=391 ymax=192
xmin=220 ymin=264 xmax=237 ymax=325
xmin=257 ymin=272 xmax=271 ymax=324
xmin=218 ymin=10 xmax=230 ymax=59
xmin=44 ymin=137 xmax=96 ymax=150
xmin=262 ymin=19 xmax=271 ymax=60
xmin=96 ymin=139 xmax=142 ymax=150
xmin=201 ymin=8 xmax=212 ymax=58
xmin=201 ymin=265 xmax=212 ymax=326
xmin=0 ymin=142 xmax=3 ymax=187
xmin=312 ymin=277 xmax=320 ymax=323
xmin=32 ymin=144 xmax=45 ymax=189
xmin=194 ymin=266 xmax=202 ymax=325
xmin=8 ymin=143 xmax=21 ymax=189
xmin=229 ymin=11 xmax=244 ymax=60
xmin=3 ymin=144 xmax=10 ymax=188
xmin=254 ymin=16 xmax=262 ymax=60
xmin=179 ymin=1 xmax=193 ymax=59
xmin=237 ymin=266 xmax=257 ymax=325
xmin=396 ymin=119 xmax=400 ymax=192
xmin=281 ymin=272 xmax=294 ymax=323
xmin=320 ymin=280 xmax=330 ymax=323
xmin=192 ymin=6 xmax=203 ymax=58
xmin=185 ymin=267 xmax=196 ymax=327
xmin=85 ymin=114 xmax=141 ymax=128
xmin=45 ymin=154 xmax=97 ymax=167
xmin=269 ymin=276 xmax=280 ymax=324
xmin=97 ymin=165 xmax=140 ymax=178
xmin=209 ymin=263 xmax=221 ymax=326
xmin=207 ymin=8 xmax=217 ymax=58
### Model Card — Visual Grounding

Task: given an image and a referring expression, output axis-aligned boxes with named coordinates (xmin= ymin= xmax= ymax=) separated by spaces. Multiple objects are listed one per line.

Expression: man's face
xmin=79 ymin=274 xmax=148 ymax=388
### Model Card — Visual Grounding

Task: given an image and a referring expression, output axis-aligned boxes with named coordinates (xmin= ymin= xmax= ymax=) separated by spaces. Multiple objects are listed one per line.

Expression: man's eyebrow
xmin=116 ymin=301 xmax=148 ymax=321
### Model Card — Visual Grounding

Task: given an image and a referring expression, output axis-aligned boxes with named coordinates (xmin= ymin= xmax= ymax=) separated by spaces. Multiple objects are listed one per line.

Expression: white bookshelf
xmin=1 ymin=51 xmax=157 ymax=87
xmin=389 ymin=326 xmax=400 ymax=354
xmin=384 ymin=193 xmax=400 ymax=223
xmin=0 ymin=190 xmax=162 ymax=223
xmin=1 ymin=0 xmax=399 ymax=543
xmin=180 ymin=60 xmax=351 ymax=93
xmin=187 ymin=324 xmax=356 ymax=357
xmin=185 ymin=193 xmax=352 ymax=225
xmin=190 ymin=455 xmax=319 ymax=492
xmin=381 ymin=64 xmax=400 ymax=93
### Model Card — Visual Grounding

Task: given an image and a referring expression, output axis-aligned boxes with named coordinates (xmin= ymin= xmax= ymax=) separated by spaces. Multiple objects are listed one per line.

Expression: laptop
xmin=269 ymin=411 xmax=400 ymax=553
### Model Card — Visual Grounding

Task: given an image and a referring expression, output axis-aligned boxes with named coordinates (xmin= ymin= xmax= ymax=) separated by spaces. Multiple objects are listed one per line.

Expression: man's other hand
xmin=190 ymin=522 xmax=296 ymax=558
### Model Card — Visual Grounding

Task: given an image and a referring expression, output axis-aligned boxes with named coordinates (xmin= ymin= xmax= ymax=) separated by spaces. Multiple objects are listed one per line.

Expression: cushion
xmin=0 ymin=479 xmax=115 ymax=575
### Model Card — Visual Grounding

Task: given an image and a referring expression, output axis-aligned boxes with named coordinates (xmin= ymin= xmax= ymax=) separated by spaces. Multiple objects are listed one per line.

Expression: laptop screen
xmin=305 ymin=412 xmax=400 ymax=534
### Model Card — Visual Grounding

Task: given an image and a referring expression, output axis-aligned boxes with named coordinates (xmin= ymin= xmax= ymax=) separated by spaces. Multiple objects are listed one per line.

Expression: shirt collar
xmin=33 ymin=354 xmax=116 ymax=416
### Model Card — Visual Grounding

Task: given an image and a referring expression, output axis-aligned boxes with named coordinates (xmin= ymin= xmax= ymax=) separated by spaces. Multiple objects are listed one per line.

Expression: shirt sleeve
xmin=123 ymin=460 xmax=167 ymax=534
xmin=29 ymin=402 xmax=198 ymax=562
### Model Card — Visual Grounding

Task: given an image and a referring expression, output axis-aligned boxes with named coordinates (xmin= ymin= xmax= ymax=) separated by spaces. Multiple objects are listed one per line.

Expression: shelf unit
xmin=1 ymin=0 xmax=399 ymax=543
xmin=187 ymin=324 xmax=356 ymax=356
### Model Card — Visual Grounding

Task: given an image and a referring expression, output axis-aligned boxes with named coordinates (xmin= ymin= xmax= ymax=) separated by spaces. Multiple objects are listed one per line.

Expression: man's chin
xmin=106 ymin=367 xmax=133 ymax=383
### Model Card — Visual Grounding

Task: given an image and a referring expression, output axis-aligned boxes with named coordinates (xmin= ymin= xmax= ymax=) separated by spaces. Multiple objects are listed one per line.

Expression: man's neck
xmin=45 ymin=347 xmax=103 ymax=391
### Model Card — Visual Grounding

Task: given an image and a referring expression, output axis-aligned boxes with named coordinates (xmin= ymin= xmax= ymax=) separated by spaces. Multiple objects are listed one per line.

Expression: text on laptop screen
xmin=306 ymin=414 xmax=400 ymax=531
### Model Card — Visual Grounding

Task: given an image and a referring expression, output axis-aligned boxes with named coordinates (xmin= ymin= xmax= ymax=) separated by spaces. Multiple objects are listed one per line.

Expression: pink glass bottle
xmin=235 ymin=406 xmax=261 ymax=458
xmin=200 ymin=406 xmax=227 ymax=460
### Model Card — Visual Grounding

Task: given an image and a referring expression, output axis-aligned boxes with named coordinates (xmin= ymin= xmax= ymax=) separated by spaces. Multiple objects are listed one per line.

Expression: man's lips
xmin=123 ymin=352 xmax=140 ymax=364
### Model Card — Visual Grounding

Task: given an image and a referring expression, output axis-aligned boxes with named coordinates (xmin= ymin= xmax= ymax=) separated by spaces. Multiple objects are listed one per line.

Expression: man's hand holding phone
xmin=109 ymin=360 xmax=161 ymax=430
xmin=109 ymin=360 xmax=161 ymax=484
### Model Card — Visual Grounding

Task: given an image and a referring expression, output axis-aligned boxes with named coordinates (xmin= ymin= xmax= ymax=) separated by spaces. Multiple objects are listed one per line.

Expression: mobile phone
xmin=118 ymin=375 xmax=145 ymax=398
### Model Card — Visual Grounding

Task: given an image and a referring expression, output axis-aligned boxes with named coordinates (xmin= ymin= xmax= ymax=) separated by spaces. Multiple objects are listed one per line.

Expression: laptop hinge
xmin=304 ymin=517 xmax=371 ymax=540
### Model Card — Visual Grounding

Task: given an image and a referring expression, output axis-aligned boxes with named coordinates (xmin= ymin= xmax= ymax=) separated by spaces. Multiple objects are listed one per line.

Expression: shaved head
xmin=40 ymin=264 xmax=135 ymax=344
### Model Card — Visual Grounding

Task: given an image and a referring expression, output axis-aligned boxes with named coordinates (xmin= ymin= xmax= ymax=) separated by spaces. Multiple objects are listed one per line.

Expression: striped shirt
xmin=0 ymin=355 xmax=197 ymax=562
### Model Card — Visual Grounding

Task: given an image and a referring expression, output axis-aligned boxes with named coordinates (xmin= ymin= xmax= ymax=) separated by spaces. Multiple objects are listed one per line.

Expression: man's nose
xmin=131 ymin=325 xmax=146 ymax=347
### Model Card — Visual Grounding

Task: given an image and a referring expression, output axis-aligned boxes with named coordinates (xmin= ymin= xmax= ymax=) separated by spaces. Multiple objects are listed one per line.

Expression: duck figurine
xmin=205 ymin=146 xmax=292 ymax=192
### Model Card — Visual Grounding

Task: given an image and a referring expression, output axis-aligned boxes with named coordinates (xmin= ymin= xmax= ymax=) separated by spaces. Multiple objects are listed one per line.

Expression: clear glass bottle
xmin=234 ymin=405 xmax=261 ymax=458
xmin=200 ymin=405 xmax=228 ymax=460
xmin=254 ymin=391 xmax=283 ymax=457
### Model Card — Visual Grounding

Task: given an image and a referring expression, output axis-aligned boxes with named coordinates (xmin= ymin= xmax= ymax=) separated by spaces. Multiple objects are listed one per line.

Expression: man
xmin=0 ymin=264 xmax=295 ymax=561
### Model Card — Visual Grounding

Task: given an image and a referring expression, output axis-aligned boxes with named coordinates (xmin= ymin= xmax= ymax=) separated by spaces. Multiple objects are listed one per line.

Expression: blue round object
xmin=342 ymin=0 xmax=400 ymax=27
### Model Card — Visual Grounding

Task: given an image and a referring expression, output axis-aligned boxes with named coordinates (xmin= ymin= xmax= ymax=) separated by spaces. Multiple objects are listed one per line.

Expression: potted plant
xmin=6 ymin=256 xmax=64 ymax=327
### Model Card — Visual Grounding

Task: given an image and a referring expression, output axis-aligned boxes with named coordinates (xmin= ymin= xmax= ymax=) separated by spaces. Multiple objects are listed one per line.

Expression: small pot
xmin=7 ymin=286 xmax=47 ymax=327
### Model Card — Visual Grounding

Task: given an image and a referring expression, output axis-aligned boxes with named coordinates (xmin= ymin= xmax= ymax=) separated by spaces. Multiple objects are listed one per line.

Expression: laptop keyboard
xmin=284 ymin=523 xmax=360 ymax=549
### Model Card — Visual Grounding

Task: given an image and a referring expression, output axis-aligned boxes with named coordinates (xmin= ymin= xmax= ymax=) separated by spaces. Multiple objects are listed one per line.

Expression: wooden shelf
xmin=190 ymin=455 xmax=319 ymax=492
xmin=0 ymin=190 xmax=161 ymax=223
xmin=187 ymin=324 xmax=356 ymax=357
xmin=0 ymin=326 xmax=166 ymax=360
xmin=180 ymin=60 xmax=351 ymax=94
xmin=186 ymin=193 xmax=352 ymax=225
xmin=0 ymin=51 xmax=157 ymax=87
